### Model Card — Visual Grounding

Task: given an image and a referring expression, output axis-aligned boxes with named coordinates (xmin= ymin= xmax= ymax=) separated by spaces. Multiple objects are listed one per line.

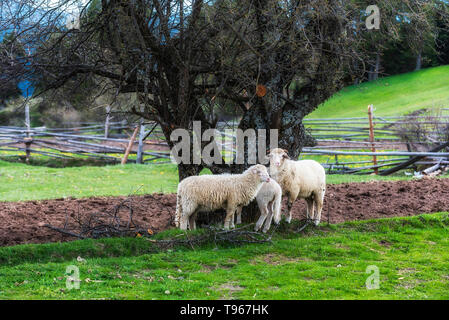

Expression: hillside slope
xmin=308 ymin=65 xmax=449 ymax=119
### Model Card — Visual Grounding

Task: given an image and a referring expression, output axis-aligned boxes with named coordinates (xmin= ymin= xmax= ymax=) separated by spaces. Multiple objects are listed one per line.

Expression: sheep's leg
xmin=174 ymin=194 xmax=182 ymax=228
xmin=174 ymin=214 xmax=180 ymax=228
xmin=180 ymin=204 xmax=195 ymax=230
xmin=235 ymin=207 xmax=243 ymax=225
xmin=286 ymin=196 xmax=295 ymax=223
xmin=306 ymin=197 xmax=314 ymax=220
xmin=174 ymin=208 xmax=180 ymax=228
xmin=188 ymin=211 xmax=198 ymax=230
xmin=262 ymin=201 xmax=274 ymax=233
xmin=179 ymin=210 xmax=190 ymax=230
xmin=283 ymin=190 xmax=297 ymax=224
xmin=281 ymin=194 xmax=288 ymax=217
xmin=313 ymin=190 xmax=325 ymax=226
xmin=230 ymin=214 xmax=235 ymax=229
xmin=255 ymin=205 xmax=268 ymax=232
xmin=286 ymin=202 xmax=292 ymax=223
xmin=224 ymin=206 xmax=235 ymax=230
xmin=231 ymin=207 xmax=242 ymax=229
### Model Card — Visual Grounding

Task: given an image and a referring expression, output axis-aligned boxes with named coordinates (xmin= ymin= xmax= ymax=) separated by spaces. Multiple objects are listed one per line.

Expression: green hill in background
xmin=309 ymin=65 xmax=449 ymax=119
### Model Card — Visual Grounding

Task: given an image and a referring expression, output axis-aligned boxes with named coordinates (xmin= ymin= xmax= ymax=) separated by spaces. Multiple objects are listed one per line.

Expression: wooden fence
xmin=303 ymin=114 xmax=449 ymax=141
xmin=1 ymin=106 xmax=449 ymax=175
xmin=0 ymin=119 xmax=170 ymax=164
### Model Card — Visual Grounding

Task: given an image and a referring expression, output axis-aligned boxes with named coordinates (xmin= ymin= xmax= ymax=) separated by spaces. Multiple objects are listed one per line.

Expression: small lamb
xmin=268 ymin=148 xmax=326 ymax=225
xmin=175 ymin=164 xmax=271 ymax=230
xmin=235 ymin=179 xmax=282 ymax=233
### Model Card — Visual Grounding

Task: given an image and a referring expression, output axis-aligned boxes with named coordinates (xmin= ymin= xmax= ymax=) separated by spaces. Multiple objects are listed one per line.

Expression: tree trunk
xmin=235 ymin=97 xmax=315 ymax=223
xmin=373 ymin=52 xmax=380 ymax=80
xmin=279 ymin=116 xmax=310 ymax=159
xmin=368 ymin=65 xmax=374 ymax=81
xmin=165 ymin=93 xmax=317 ymax=226
xmin=415 ymin=51 xmax=422 ymax=71
xmin=353 ymin=60 xmax=360 ymax=85
xmin=177 ymin=163 xmax=203 ymax=181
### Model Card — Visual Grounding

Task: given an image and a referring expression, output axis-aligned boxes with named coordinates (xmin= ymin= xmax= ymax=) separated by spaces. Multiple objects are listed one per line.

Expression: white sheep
xmin=268 ymin=148 xmax=326 ymax=225
xmin=234 ymin=179 xmax=282 ymax=233
xmin=174 ymin=164 xmax=271 ymax=230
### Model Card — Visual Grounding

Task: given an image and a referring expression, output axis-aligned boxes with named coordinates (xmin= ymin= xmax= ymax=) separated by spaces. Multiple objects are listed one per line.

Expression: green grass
xmin=1 ymin=213 xmax=448 ymax=299
xmin=1 ymin=67 xmax=448 ymax=300
xmin=309 ymin=65 xmax=449 ymax=119
xmin=0 ymin=160 xmax=178 ymax=201
xmin=0 ymin=160 xmax=432 ymax=202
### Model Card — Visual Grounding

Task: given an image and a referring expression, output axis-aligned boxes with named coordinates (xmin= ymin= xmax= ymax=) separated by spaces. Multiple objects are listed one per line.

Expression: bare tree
xmin=0 ymin=0 xmax=447 ymax=179
xmin=211 ymin=1 xmax=362 ymax=165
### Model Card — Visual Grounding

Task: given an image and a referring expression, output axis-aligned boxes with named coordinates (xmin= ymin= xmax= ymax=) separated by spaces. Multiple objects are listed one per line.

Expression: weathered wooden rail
xmin=1 ymin=107 xmax=448 ymax=175
xmin=0 ymin=120 xmax=170 ymax=164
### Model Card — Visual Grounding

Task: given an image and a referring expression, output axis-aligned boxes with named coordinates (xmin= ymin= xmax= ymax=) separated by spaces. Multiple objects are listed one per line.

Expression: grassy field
xmin=1 ymin=66 xmax=448 ymax=300
xmin=1 ymin=160 xmax=448 ymax=300
xmin=0 ymin=159 xmax=436 ymax=202
xmin=0 ymin=213 xmax=448 ymax=299
xmin=0 ymin=160 xmax=178 ymax=201
xmin=309 ymin=65 xmax=449 ymax=119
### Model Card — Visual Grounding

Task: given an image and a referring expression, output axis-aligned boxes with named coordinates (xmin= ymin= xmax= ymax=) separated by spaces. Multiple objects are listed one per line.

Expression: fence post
xmin=136 ymin=118 xmax=145 ymax=164
xmin=24 ymin=104 xmax=32 ymax=163
xmin=367 ymin=104 xmax=378 ymax=174
xmin=104 ymin=105 xmax=111 ymax=138
xmin=121 ymin=126 xmax=140 ymax=165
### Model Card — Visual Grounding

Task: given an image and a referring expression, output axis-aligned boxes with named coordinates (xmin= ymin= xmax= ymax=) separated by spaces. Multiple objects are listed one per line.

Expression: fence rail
xmin=0 ymin=120 xmax=170 ymax=164
xmin=302 ymin=149 xmax=449 ymax=157
xmin=1 ymin=107 xmax=448 ymax=175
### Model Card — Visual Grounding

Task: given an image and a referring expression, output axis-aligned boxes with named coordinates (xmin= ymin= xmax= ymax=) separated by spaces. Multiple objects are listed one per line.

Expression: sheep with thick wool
xmin=268 ymin=148 xmax=326 ymax=225
xmin=174 ymin=164 xmax=271 ymax=230
xmin=235 ymin=179 xmax=282 ymax=233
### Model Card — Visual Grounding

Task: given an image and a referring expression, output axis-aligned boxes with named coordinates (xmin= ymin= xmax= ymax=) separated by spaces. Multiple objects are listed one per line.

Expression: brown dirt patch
xmin=398 ymin=268 xmax=417 ymax=275
xmin=1 ymin=178 xmax=449 ymax=247
xmin=378 ymin=240 xmax=393 ymax=247
xmin=313 ymin=178 xmax=449 ymax=224
xmin=0 ymin=193 xmax=175 ymax=246
xmin=251 ymin=253 xmax=302 ymax=265
xmin=215 ymin=282 xmax=245 ymax=300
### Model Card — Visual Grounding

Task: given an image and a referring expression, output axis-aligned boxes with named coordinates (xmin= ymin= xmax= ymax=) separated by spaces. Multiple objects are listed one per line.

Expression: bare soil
xmin=1 ymin=178 xmax=449 ymax=246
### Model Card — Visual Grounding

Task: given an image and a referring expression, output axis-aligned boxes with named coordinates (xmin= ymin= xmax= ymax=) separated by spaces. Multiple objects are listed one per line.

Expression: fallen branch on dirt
xmin=146 ymin=224 xmax=273 ymax=250
xmin=42 ymin=195 xmax=273 ymax=248
xmin=43 ymin=224 xmax=87 ymax=239
xmin=295 ymin=218 xmax=316 ymax=233
xmin=43 ymin=196 xmax=152 ymax=239
xmin=211 ymin=224 xmax=273 ymax=243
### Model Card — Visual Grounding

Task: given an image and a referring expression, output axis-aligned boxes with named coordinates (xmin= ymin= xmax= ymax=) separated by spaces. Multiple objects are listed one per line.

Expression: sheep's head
xmin=247 ymin=164 xmax=270 ymax=183
xmin=268 ymin=148 xmax=290 ymax=168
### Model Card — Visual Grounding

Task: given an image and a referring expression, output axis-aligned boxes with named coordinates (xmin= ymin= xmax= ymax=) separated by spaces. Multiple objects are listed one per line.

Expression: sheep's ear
xmin=283 ymin=153 xmax=290 ymax=159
